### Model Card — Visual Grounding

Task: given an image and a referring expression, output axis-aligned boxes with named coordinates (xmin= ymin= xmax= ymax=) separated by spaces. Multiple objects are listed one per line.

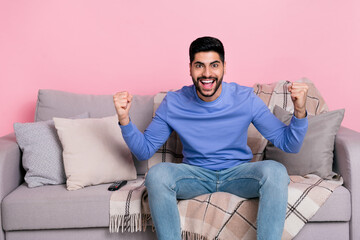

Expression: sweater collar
xmin=192 ymin=82 xmax=227 ymax=107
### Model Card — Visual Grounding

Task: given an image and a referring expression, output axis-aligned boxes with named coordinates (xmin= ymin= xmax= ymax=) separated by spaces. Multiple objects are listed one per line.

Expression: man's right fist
xmin=113 ymin=91 xmax=133 ymax=125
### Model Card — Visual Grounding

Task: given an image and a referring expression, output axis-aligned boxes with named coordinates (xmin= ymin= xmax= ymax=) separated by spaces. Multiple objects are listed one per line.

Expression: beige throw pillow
xmin=54 ymin=115 xmax=136 ymax=190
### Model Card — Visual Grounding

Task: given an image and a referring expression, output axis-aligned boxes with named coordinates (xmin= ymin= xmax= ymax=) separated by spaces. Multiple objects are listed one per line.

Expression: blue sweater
xmin=120 ymin=82 xmax=308 ymax=171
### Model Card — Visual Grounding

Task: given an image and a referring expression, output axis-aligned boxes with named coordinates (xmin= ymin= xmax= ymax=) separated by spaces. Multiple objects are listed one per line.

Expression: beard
xmin=192 ymin=75 xmax=223 ymax=98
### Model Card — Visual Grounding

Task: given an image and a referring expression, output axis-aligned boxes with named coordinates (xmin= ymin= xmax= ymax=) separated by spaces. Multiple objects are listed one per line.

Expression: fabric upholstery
xmin=334 ymin=126 xmax=360 ymax=240
xmin=309 ymin=186 xmax=350 ymax=222
xmin=2 ymin=183 xmax=112 ymax=231
xmin=5 ymin=227 xmax=157 ymax=240
xmin=294 ymin=222 xmax=349 ymax=240
xmin=35 ymin=90 xmax=116 ymax=122
xmin=0 ymin=133 xmax=23 ymax=240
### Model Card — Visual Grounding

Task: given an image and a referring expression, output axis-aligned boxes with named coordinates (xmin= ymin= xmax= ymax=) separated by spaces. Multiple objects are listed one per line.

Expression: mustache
xmin=197 ymin=76 xmax=218 ymax=81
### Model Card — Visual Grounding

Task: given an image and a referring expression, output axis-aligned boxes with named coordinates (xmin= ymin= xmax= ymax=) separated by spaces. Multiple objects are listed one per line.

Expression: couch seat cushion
xmin=2 ymin=182 xmax=350 ymax=231
xmin=2 ymin=182 xmax=113 ymax=231
xmin=308 ymin=185 xmax=351 ymax=222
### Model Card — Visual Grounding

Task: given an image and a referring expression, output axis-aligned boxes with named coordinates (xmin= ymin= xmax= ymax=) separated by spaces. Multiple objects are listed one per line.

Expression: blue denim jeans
xmin=145 ymin=160 xmax=290 ymax=240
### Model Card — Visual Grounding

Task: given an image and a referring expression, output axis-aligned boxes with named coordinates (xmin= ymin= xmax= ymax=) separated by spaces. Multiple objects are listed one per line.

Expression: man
xmin=113 ymin=36 xmax=308 ymax=240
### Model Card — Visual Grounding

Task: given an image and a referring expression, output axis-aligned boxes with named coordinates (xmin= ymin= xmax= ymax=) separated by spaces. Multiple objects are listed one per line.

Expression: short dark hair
xmin=189 ymin=36 xmax=225 ymax=63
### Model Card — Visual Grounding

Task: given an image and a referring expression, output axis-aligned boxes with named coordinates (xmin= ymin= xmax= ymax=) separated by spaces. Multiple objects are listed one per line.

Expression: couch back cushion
xmin=35 ymin=89 xmax=154 ymax=174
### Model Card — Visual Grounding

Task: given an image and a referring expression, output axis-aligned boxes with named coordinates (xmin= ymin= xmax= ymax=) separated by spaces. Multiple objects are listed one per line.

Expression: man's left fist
xmin=288 ymin=82 xmax=309 ymax=119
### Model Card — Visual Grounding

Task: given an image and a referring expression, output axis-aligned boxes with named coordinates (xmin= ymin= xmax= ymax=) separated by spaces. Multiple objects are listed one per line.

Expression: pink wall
xmin=1 ymin=1 xmax=359 ymax=136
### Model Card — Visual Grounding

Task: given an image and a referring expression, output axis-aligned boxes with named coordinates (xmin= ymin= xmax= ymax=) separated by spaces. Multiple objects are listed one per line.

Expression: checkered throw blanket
xmin=110 ymin=174 xmax=342 ymax=239
xmin=109 ymin=176 xmax=150 ymax=233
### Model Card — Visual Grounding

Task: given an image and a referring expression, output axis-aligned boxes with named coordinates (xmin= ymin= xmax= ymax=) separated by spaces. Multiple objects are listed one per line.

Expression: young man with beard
xmin=113 ymin=36 xmax=309 ymax=240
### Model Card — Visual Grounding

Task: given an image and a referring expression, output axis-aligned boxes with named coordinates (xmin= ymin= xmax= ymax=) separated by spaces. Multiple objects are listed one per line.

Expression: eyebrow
xmin=193 ymin=60 xmax=221 ymax=65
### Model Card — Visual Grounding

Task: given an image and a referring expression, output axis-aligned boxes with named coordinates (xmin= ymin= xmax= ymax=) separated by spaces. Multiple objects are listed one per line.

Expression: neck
xmin=197 ymin=84 xmax=223 ymax=102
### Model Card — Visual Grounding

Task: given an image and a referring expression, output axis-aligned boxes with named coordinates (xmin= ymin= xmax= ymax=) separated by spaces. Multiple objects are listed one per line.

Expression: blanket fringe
xmin=182 ymin=231 xmax=209 ymax=240
xmin=109 ymin=213 xmax=152 ymax=233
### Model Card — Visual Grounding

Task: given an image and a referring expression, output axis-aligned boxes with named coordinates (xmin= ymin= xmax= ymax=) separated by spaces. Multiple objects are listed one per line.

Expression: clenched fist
xmin=113 ymin=91 xmax=133 ymax=125
xmin=288 ymin=82 xmax=309 ymax=119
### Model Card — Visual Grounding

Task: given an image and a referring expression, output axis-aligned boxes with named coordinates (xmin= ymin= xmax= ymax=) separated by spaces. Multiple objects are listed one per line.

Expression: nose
xmin=202 ymin=66 xmax=211 ymax=78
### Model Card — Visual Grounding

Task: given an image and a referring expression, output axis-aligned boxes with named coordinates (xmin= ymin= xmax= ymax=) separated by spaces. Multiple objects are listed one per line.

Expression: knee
xmin=145 ymin=163 xmax=174 ymax=190
xmin=261 ymin=160 xmax=289 ymax=186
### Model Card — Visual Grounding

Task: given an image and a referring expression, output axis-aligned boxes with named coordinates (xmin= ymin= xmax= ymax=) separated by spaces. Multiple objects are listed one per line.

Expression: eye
xmin=195 ymin=63 xmax=203 ymax=68
xmin=212 ymin=63 xmax=219 ymax=68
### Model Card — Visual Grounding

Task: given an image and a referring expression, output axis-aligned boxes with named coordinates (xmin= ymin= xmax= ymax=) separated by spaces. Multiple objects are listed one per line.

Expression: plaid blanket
xmin=110 ymin=174 xmax=342 ymax=239
xmin=109 ymin=176 xmax=150 ymax=233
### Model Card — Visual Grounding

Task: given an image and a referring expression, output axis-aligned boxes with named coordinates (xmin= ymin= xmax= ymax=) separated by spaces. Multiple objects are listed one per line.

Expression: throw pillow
xmin=54 ymin=115 xmax=136 ymax=190
xmin=265 ymin=106 xmax=344 ymax=179
xmin=13 ymin=113 xmax=89 ymax=188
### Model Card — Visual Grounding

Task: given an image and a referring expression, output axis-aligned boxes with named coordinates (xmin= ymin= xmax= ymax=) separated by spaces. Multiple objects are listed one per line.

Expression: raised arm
xmin=251 ymin=92 xmax=308 ymax=153
xmin=114 ymin=92 xmax=173 ymax=161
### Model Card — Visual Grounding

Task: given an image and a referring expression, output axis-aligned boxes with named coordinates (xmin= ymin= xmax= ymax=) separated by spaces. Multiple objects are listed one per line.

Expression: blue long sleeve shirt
xmin=120 ymin=82 xmax=308 ymax=171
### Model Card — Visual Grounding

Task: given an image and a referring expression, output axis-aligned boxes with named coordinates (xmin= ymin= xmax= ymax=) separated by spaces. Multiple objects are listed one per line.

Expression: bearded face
xmin=190 ymin=51 xmax=225 ymax=102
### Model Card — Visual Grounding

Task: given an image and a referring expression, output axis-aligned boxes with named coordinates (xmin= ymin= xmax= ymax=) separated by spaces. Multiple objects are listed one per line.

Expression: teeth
xmin=201 ymin=80 xmax=214 ymax=84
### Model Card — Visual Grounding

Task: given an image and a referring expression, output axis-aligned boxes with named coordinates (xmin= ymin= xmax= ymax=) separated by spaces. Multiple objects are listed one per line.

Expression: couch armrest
xmin=0 ymin=133 xmax=23 ymax=240
xmin=334 ymin=126 xmax=360 ymax=240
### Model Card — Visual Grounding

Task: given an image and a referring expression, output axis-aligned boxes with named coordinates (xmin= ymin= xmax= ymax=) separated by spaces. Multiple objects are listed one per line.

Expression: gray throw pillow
xmin=14 ymin=113 xmax=89 ymax=187
xmin=265 ymin=106 xmax=344 ymax=179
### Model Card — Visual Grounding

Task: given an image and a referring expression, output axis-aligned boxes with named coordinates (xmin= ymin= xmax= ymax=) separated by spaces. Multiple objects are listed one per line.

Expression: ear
xmin=189 ymin=62 xmax=192 ymax=76
xmin=223 ymin=61 xmax=227 ymax=74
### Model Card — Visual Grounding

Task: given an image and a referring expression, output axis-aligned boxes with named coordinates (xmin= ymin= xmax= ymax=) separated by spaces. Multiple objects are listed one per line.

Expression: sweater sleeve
xmin=119 ymin=98 xmax=173 ymax=161
xmin=251 ymin=94 xmax=308 ymax=153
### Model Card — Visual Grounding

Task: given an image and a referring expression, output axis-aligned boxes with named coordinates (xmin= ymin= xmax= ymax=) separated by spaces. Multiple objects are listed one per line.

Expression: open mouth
xmin=199 ymin=79 xmax=216 ymax=90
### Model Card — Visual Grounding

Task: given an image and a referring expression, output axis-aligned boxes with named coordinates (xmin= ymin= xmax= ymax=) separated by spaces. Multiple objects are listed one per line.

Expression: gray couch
xmin=1 ymin=89 xmax=359 ymax=240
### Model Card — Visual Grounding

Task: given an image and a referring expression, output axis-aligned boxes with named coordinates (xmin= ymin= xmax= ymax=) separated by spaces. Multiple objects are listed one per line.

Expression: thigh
xmin=145 ymin=162 xmax=216 ymax=200
xmin=218 ymin=160 xmax=289 ymax=198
